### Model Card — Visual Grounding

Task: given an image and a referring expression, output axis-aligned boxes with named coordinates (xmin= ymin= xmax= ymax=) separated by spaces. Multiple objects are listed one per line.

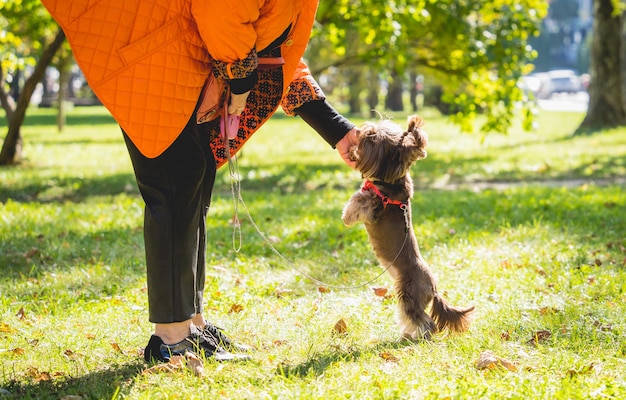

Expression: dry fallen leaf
xmin=229 ymin=303 xmax=244 ymax=313
xmin=143 ymin=353 xmax=204 ymax=377
xmin=539 ymin=307 xmax=559 ymax=316
xmin=16 ymin=307 xmax=26 ymax=320
xmin=379 ymin=352 xmax=400 ymax=363
xmin=476 ymin=350 xmax=517 ymax=372
xmin=144 ymin=362 xmax=183 ymax=375
xmin=35 ymin=371 xmax=52 ymax=382
xmin=27 ymin=367 xmax=53 ymax=382
xmin=372 ymin=287 xmax=389 ymax=297
xmin=498 ymin=358 xmax=517 ymax=372
xmin=592 ymin=319 xmax=614 ymax=332
xmin=476 ymin=351 xmax=498 ymax=370
xmin=0 ymin=323 xmax=13 ymax=333
xmin=527 ymin=330 xmax=552 ymax=346
xmin=318 ymin=286 xmax=331 ymax=293
xmin=332 ymin=319 xmax=348 ymax=336
xmin=500 ymin=329 xmax=513 ymax=341
xmin=11 ymin=348 xmax=25 ymax=356
xmin=24 ymin=248 xmax=39 ymax=258
xmin=184 ymin=352 xmax=204 ymax=377
xmin=110 ymin=342 xmax=124 ymax=354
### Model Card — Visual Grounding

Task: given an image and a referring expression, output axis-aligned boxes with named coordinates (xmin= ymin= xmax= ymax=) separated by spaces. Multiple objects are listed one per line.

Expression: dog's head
xmin=350 ymin=115 xmax=428 ymax=183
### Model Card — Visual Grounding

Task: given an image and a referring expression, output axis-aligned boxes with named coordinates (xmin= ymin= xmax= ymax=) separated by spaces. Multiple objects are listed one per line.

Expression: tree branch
xmin=13 ymin=28 xmax=66 ymax=121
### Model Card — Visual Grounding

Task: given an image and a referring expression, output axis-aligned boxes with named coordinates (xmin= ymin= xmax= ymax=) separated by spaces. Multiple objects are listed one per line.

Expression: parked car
xmin=539 ymin=70 xmax=583 ymax=98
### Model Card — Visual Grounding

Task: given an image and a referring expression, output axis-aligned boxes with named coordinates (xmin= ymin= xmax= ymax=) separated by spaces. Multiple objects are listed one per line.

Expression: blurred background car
xmin=532 ymin=70 xmax=583 ymax=99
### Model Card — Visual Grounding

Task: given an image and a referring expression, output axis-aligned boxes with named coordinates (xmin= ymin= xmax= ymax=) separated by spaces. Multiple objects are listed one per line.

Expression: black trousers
xmin=123 ymin=114 xmax=217 ymax=323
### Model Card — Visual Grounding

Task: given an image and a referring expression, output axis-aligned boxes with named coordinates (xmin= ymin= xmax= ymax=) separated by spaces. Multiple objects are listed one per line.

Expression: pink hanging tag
xmin=220 ymin=114 xmax=240 ymax=140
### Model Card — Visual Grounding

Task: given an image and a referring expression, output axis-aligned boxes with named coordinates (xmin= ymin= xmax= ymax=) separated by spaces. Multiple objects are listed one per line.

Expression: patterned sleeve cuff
xmin=212 ymin=48 xmax=259 ymax=80
xmin=281 ymin=75 xmax=326 ymax=116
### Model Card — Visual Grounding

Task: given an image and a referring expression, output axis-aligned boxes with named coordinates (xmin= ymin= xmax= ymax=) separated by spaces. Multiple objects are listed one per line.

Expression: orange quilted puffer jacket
xmin=40 ymin=0 xmax=319 ymax=158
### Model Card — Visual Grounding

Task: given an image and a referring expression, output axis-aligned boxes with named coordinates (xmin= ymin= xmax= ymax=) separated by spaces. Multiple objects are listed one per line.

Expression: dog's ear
xmin=354 ymin=121 xmax=386 ymax=178
xmin=405 ymin=115 xmax=428 ymax=160
xmin=407 ymin=115 xmax=424 ymax=132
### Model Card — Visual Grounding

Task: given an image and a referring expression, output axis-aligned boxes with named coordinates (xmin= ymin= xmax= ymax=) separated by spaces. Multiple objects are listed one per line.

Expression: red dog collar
xmin=361 ymin=180 xmax=408 ymax=209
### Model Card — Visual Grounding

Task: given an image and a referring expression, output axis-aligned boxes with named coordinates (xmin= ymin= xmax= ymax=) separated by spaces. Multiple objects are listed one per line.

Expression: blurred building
xmin=530 ymin=0 xmax=594 ymax=74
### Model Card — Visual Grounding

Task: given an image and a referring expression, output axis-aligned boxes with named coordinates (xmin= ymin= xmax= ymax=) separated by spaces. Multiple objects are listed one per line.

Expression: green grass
xmin=1 ymin=106 xmax=625 ymax=399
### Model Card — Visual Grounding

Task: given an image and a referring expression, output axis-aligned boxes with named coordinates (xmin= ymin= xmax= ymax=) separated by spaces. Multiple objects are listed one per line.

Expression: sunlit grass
xmin=1 ymin=106 xmax=625 ymax=399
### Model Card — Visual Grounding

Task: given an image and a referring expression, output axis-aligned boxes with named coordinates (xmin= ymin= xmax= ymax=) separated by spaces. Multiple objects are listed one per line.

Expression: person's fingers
xmin=227 ymin=91 xmax=250 ymax=115
xmin=336 ymin=128 xmax=359 ymax=169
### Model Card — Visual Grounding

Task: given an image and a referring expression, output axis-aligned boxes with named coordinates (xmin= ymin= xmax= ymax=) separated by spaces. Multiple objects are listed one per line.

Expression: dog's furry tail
xmin=430 ymin=293 xmax=474 ymax=333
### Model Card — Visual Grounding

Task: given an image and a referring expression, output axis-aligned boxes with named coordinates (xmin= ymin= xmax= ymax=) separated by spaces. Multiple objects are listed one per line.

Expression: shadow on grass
xmin=216 ymin=153 xmax=626 ymax=197
xmin=3 ymin=160 xmax=624 ymax=280
xmin=0 ymin=172 xmax=138 ymax=203
xmin=0 ymin=225 xmax=144 ymax=285
xmin=1 ymin=361 xmax=144 ymax=400
xmin=32 ymin=136 xmax=125 ymax=146
xmin=275 ymin=340 xmax=413 ymax=378
xmin=1 ymin=112 xmax=117 ymax=128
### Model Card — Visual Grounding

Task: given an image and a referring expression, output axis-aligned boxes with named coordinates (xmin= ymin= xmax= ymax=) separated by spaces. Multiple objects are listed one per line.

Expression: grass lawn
xmin=1 ymin=105 xmax=625 ymax=399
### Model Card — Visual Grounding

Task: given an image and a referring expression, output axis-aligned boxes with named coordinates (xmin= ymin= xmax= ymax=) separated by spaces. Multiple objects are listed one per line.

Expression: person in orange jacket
xmin=40 ymin=0 xmax=359 ymax=363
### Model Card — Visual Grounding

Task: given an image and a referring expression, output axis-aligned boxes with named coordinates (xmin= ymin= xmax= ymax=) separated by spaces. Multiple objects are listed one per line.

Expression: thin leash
xmin=220 ymin=90 xmax=243 ymax=253
xmin=220 ymin=103 xmax=409 ymax=290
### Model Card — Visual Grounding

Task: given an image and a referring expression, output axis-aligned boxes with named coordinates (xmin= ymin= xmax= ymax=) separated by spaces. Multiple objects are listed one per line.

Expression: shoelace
xmin=203 ymin=324 xmax=232 ymax=346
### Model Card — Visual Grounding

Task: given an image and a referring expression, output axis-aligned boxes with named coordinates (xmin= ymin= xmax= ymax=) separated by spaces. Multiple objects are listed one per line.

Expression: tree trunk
xmin=619 ymin=10 xmax=626 ymax=119
xmin=347 ymin=67 xmax=362 ymax=115
xmin=409 ymin=71 xmax=418 ymax=112
xmin=367 ymin=69 xmax=380 ymax=118
xmin=578 ymin=0 xmax=626 ymax=131
xmin=0 ymin=28 xmax=66 ymax=165
xmin=57 ymin=55 xmax=71 ymax=132
xmin=385 ymin=70 xmax=404 ymax=112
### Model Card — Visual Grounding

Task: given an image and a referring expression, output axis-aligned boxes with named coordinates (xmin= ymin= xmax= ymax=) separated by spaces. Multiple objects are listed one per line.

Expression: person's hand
xmin=336 ymin=127 xmax=359 ymax=169
xmin=227 ymin=91 xmax=250 ymax=115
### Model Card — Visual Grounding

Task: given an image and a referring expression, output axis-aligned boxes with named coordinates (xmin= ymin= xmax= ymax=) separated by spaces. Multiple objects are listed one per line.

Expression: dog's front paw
xmin=342 ymin=190 xmax=376 ymax=226
xmin=341 ymin=204 xmax=359 ymax=226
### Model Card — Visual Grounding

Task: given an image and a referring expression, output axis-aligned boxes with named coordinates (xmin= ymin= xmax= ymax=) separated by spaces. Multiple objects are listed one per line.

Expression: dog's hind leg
xmin=395 ymin=277 xmax=437 ymax=340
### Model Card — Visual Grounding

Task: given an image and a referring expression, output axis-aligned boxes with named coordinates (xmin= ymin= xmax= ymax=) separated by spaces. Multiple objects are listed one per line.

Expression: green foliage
xmin=1 ymin=107 xmax=626 ymax=398
xmin=312 ymin=0 xmax=548 ymax=133
xmin=0 ymin=0 xmax=58 ymax=72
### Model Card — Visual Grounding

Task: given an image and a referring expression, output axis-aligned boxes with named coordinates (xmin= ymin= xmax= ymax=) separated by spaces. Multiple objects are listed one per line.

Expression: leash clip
xmin=400 ymin=204 xmax=410 ymax=233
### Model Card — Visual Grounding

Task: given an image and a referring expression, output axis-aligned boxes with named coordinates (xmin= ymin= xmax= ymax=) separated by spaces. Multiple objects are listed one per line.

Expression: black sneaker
xmin=143 ymin=325 xmax=250 ymax=363
xmin=202 ymin=323 xmax=254 ymax=353
xmin=144 ymin=334 xmax=167 ymax=363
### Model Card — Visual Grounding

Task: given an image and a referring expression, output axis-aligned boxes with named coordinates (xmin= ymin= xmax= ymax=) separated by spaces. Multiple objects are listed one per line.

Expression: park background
xmin=1 ymin=0 xmax=626 ymax=399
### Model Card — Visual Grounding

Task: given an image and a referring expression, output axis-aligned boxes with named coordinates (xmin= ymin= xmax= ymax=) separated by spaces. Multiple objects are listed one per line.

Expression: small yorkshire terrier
xmin=342 ymin=115 xmax=474 ymax=340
